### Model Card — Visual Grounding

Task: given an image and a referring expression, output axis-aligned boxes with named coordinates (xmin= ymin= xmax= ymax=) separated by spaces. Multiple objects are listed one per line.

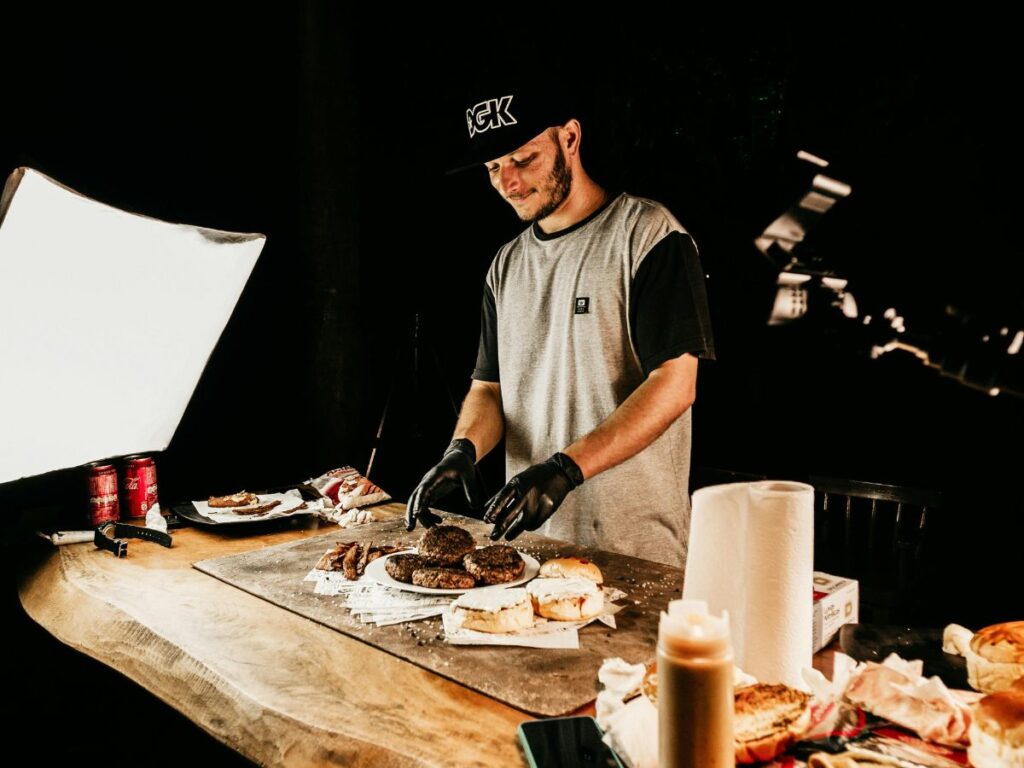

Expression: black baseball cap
xmin=445 ymin=81 xmax=577 ymax=175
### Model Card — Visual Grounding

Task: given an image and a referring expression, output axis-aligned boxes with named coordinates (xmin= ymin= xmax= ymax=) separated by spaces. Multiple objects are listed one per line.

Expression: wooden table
xmin=17 ymin=502 xmax=836 ymax=767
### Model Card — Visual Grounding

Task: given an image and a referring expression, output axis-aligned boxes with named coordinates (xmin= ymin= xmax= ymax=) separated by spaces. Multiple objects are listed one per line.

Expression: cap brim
xmin=444 ymin=120 xmax=558 ymax=175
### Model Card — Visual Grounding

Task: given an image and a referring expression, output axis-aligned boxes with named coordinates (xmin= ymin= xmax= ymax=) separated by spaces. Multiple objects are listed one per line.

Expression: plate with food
xmin=363 ymin=524 xmax=540 ymax=595
xmin=179 ymin=489 xmax=316 ymax=525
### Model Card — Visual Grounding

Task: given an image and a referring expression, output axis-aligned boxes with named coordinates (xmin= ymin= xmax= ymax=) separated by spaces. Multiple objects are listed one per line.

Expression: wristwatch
xmin=94 ymin=522 xmax=173 ymax=557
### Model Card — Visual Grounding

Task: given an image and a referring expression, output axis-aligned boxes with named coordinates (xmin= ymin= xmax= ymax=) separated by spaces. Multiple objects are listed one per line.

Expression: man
xmin=405 ymin=84 xmax=714 ymax=567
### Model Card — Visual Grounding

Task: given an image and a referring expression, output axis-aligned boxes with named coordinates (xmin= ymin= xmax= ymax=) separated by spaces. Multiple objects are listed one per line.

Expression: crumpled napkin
xmin=602 ymin=695 xmax=658 ymax=768
xmin=810 ymin=651 xmax=981 ymax=746
xmin=145 ymin=502 xmax=167 ymax=533
xmin=595 ymin=658 xmax=656 ymax=768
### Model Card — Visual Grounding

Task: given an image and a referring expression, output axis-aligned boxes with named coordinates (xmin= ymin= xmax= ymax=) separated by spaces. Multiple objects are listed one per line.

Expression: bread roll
xmin=539 ymin=556 xmax=603 ymax=585
xmin=968 ymin=678 xmax=1024 ymax=768
xmin=968 ymin=621 xmax=1024 ymax=693
xmin=451 ymin=588 xmax=534 ymax=633
xmin=734 ymin=683 xmax=811 ymax=764
xmin=526 ymin=577 xmax=604 ymax=621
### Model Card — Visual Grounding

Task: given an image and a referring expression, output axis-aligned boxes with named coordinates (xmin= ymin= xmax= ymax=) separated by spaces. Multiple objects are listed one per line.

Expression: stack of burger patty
xmin=384 ymin=525 xmax=525 ymax=588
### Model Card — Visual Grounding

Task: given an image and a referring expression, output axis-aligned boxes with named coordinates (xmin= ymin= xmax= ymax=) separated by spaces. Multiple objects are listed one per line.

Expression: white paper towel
xmin=683 ymin=480 xmax=814 ymax=689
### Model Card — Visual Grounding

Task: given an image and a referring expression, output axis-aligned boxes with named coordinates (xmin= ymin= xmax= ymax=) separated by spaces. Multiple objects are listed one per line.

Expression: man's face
xmin=485 ymin=128 xmax=572 ymax=223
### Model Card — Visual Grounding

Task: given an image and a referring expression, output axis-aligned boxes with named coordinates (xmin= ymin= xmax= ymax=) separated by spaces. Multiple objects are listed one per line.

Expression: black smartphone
xmin=517 ymin=716 xmax=626 ymax=768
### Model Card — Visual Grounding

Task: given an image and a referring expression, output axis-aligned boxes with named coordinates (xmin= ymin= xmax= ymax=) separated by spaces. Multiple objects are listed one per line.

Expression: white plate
xmin=364 ymin=549 xmax=540 ymax=595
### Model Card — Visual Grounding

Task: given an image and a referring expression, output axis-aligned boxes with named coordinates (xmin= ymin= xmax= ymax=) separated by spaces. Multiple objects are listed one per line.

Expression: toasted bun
xmin=734 ymin=683 xmax=811 ymax=765
xmin=642 ymin=663 xmax=658 ymax=705
xmin=539 ymin=557 xmax=603 ymax=585
xmin=968 ymin=679 xmax=1024 ymax=768
xmin=526 ymin=577 xmax=604 ymax=621
xmin=968 ymin=621 xmax=1024 ymax=693
xmin=452 ymin=588 xmax=534 ymax=633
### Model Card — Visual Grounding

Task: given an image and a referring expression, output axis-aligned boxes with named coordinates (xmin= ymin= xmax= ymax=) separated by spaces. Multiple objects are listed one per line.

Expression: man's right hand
xmin=405 ymin=438 xmax=484 ymax=531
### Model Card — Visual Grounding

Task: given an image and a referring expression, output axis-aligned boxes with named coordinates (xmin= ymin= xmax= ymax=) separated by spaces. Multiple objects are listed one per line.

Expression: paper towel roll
xmin=683 ymin=481 xmax=814 ymax=688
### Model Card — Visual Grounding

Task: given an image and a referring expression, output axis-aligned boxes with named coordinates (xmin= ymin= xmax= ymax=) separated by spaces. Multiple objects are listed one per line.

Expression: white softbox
xmin=0 ymin=168 xmax=265 ymax=483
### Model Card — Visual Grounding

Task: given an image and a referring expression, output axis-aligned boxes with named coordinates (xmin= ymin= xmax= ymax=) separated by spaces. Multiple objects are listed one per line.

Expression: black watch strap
xmin=95 ymin=522 xmax=173 ymax=557
xmin=116 ymin=523 xmax=173 ymax=548
xmin=94 ymin=525 xmax=128 ymax=557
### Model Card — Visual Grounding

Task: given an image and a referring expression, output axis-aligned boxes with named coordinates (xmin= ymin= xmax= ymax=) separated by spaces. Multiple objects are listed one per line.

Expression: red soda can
xmin=122 ymin=455 xmax=159 ymax=519
xmin=87 ymin=463 xmax=120 ymax=526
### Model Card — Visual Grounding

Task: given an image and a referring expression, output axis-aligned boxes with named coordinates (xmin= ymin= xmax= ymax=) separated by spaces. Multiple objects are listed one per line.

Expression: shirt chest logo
xmin=574 ymin=297 xmax=590 ymax=315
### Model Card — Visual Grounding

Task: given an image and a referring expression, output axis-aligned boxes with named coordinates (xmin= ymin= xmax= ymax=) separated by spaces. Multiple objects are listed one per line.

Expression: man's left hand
xmin=483 ymin=453 xmax=584 ymax=541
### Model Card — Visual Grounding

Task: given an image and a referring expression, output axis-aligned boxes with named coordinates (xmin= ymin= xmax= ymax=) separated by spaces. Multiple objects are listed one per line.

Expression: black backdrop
xmin=2 ymin=10 xmax=1020 ymax=570
xmin=2 ymin=8 xmax=1022 ymax=750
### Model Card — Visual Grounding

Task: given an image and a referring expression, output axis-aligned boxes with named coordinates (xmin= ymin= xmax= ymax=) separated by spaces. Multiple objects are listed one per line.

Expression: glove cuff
xmin=548 ymin=452 xmax=584 ymax=489
xmin=445 ymin=437 xmax=477 ymax=464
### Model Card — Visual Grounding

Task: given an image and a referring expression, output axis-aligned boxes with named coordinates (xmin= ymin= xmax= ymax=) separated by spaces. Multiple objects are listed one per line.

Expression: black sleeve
xmin=630 ymin=231 xmax=716 ymax=375
xmin=471 ymin=283 xmax=500 ymax=381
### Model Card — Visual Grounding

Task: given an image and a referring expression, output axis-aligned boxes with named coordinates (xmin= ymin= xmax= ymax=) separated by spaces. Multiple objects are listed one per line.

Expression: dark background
xmin=2 ymin=9 xmax=1021 ymax=763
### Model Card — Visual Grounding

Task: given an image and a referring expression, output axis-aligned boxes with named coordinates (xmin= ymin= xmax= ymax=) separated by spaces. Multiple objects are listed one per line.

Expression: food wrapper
xmin=842 ymin=654 xmax=978 ymax=746
xmin=792 ymin=653 xmax=975 ymax=767
xmin=308 ymin=466 xmax=391 ymax=510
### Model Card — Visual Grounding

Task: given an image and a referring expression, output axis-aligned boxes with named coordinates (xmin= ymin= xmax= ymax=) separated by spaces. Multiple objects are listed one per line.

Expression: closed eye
xmin=487 ymin=153 xmax=537 ymax=175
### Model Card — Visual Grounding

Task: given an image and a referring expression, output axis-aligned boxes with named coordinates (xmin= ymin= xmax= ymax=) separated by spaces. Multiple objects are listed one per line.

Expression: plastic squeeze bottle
xmin=657 ymin=599 xmax=734 ymax=768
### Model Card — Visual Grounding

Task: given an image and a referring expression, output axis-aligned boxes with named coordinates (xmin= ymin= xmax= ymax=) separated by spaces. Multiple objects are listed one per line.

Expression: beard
xmin=521 ymin=140 xmax=572 ymax=223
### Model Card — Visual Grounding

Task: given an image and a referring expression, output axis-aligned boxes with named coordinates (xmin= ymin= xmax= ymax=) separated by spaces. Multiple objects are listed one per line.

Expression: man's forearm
xmin=563 ymin=354 xmax=698 ymax=480
xmin=453 ymin=380 xmax=505 ymax=460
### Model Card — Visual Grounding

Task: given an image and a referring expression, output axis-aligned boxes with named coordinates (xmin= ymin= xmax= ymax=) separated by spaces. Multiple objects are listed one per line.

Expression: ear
xmin=560 ymin=119 xmax=582 ymax=158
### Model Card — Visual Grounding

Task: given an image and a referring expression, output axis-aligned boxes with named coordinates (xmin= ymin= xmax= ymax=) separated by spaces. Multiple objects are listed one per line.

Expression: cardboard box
xmin=813 ymin=572 xmax=859 ymax=652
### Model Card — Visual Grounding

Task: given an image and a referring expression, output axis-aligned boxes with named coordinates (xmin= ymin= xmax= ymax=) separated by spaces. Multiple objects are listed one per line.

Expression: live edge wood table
xmin=17 ymin=503 xmax=571 ymax=767
xmin=17 ymin=502 xmax=835 ymax=767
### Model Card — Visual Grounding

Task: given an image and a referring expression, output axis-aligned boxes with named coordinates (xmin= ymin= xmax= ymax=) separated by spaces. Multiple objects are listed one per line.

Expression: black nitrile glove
xmin=405 ymin=438 xmax=484 ymax=531
xmin=483 ymin=453 xmax=584 ymax=541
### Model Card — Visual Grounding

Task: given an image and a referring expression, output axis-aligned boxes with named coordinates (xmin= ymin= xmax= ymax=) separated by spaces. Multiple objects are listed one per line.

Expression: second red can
xmin=121 ymin=455 xmax=159 ymax=519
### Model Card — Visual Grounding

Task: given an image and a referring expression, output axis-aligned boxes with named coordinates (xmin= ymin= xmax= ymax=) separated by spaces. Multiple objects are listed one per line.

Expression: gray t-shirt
xmin=473 ymin=192 xmax=714 ymax=567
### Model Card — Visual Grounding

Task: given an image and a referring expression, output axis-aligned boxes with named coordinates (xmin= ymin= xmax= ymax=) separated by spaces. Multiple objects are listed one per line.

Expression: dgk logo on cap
xmin=574 ymin=297 xmax=590 ymax=315
xmin=467 ymin=95 xmax=517 ymax=138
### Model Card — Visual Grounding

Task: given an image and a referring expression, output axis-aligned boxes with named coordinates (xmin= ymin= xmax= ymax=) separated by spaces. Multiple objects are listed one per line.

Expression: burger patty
xmin=412 ymin=567 xmax=478 ymax=590
xmin=418 ymin=525 xmax=475 ymax=566
xmin=464 ymin=545 xmax=525 ymax=585
xmin=384 ymin=553 xmax=429 ymax=583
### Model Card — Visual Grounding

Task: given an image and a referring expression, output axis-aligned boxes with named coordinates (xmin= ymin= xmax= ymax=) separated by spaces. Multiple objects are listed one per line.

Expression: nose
xmin=497 ymin=164 xmax=522 ymax=196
